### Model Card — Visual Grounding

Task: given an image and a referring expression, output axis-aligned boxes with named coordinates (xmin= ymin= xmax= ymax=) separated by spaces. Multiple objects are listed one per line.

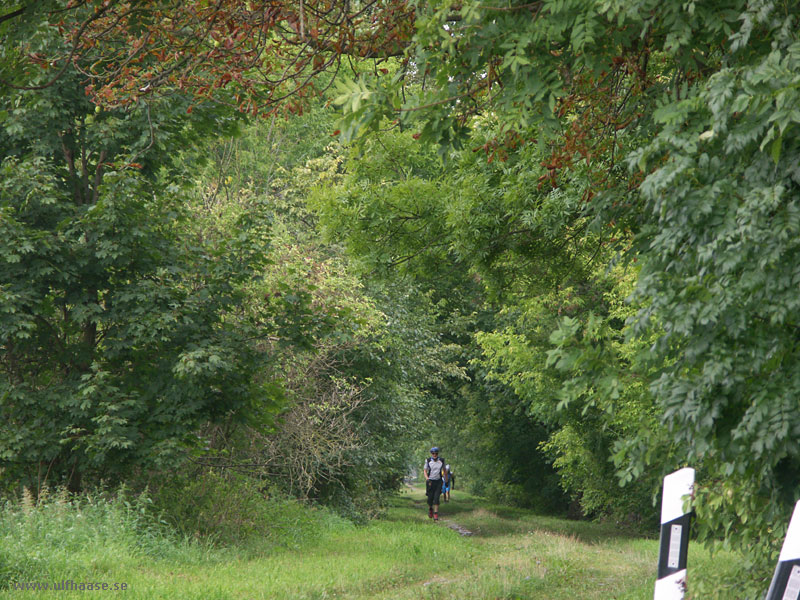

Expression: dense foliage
xmin=0 ymin=50 xmax=283 ymax=489
xmin=0 ymin=19 xmax=444 ymax=518
xmin=3 ymin=1 xmax=800 ymax=596
xmin=333 ymin=1 xmax=800 ymax=594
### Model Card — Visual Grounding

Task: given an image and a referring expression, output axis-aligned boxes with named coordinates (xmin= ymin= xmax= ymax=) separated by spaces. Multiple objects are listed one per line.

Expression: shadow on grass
xmin=385 ymin=484 xmax=653 ymax=545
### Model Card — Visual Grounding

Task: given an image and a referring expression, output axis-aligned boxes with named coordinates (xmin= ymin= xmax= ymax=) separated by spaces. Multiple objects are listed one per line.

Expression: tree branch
xmin=92 ymin=149 xmax=107 ymax=204
xmin=0 ymin=0 xmax=118 ymax=91
xmin=0 ymin=6 xmax=25 ymax=25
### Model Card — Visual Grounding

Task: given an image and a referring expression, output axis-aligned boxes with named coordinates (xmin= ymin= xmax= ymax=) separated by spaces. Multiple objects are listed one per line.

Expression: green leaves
xmin=331 ymin=76 xmax=398 ymax=144
xmin=0 ymin=56 xmax=271 ymax=491
xmin=318 ymin=2 xmax=800 ymax=577
xmin=616 ymin=3 xmax=800 ymax=591
xmin=332 ymin=78 xmax=374 ymax=115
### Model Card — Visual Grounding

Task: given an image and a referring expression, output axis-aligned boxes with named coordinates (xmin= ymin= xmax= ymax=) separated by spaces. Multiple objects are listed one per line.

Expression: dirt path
xmin=442 ymin=518 xmax=473 ymax=536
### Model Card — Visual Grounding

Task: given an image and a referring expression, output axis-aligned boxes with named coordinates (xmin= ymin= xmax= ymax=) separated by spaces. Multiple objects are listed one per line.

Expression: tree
xmin=170 ymin=108 xmax=463 ymax=517
xmin=0 ymin=30 xmax=290 ymax=491
xmin=618 ymin=7 xmax=800 ymax=593
xmin=312 ymin=127 xmax=578 ymax=512
xmin=328 ymin=3 xmax=800 ymax=593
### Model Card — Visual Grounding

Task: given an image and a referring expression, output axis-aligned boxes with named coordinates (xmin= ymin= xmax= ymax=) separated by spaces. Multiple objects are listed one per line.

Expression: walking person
xmin=443 ymin=463 xmax=454 ymax=502
xmin=424 ymin=447 xmax=446 ymax=522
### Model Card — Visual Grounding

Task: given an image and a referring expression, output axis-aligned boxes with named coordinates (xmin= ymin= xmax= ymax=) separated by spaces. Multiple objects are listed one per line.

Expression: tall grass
xmin=0 ymin=488 xmax=205 ymax=587
xmin=0 ymin=479 xmax=351 ymax=591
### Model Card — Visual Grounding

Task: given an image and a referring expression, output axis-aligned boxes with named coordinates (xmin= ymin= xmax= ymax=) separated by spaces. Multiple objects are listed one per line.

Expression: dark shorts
xmin=426 ymin=478 xmax=443 ymax=506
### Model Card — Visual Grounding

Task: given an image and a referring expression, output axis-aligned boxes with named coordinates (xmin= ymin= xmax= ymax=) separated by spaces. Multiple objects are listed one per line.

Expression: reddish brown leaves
xmin=56 ymin=0 xmax=414 ymax=116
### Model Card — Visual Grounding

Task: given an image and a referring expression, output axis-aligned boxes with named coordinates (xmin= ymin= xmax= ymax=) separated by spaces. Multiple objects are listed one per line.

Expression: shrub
xmin=146 ymin=469 xmax=352 ymax=552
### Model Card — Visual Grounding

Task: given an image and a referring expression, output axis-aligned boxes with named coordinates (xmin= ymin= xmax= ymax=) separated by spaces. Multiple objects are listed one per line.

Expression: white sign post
xmin=765 ymin=500 xmax=800 ymax=600
xmin=654 ymin=467 xmax=695 ymax=600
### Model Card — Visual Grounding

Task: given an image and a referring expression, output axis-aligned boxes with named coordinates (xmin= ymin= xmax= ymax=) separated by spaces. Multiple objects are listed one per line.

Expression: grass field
xmin=1 ymin=486 xmax=738 ymax=599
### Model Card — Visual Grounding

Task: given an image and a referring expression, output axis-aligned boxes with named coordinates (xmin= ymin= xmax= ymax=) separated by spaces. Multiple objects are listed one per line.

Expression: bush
xmin=146 ymin=469 xmax=353 ymax=552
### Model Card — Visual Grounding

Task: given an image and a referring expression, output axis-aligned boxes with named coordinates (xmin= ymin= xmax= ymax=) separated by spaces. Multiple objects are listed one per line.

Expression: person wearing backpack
xmin=424 ymin=447 xmax=446 ymax=522
xmin=442 ymin=463 xmax=454 ymax=502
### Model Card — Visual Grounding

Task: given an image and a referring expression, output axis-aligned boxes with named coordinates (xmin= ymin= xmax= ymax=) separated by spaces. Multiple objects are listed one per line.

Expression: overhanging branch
xmin=0 ymin=6 xmax=25 ymax=25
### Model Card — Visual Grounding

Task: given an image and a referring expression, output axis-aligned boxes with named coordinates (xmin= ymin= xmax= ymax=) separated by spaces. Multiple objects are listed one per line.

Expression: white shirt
xmin=425 ymin=457 xmax=444 ymax=480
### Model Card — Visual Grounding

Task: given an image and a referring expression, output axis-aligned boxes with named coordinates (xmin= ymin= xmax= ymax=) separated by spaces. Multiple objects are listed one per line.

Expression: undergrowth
xmin=0 ymin=477 xmax=350 ymax=590
xmin=146 ymin=470 xmax=353 ymax=551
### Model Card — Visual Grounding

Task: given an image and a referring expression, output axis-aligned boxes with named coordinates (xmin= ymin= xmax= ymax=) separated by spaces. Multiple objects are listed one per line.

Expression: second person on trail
xmin=424 ymin=447 xmax=446 ymax=522
xmin=442 ymin=463 xmax=453 ymax=502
